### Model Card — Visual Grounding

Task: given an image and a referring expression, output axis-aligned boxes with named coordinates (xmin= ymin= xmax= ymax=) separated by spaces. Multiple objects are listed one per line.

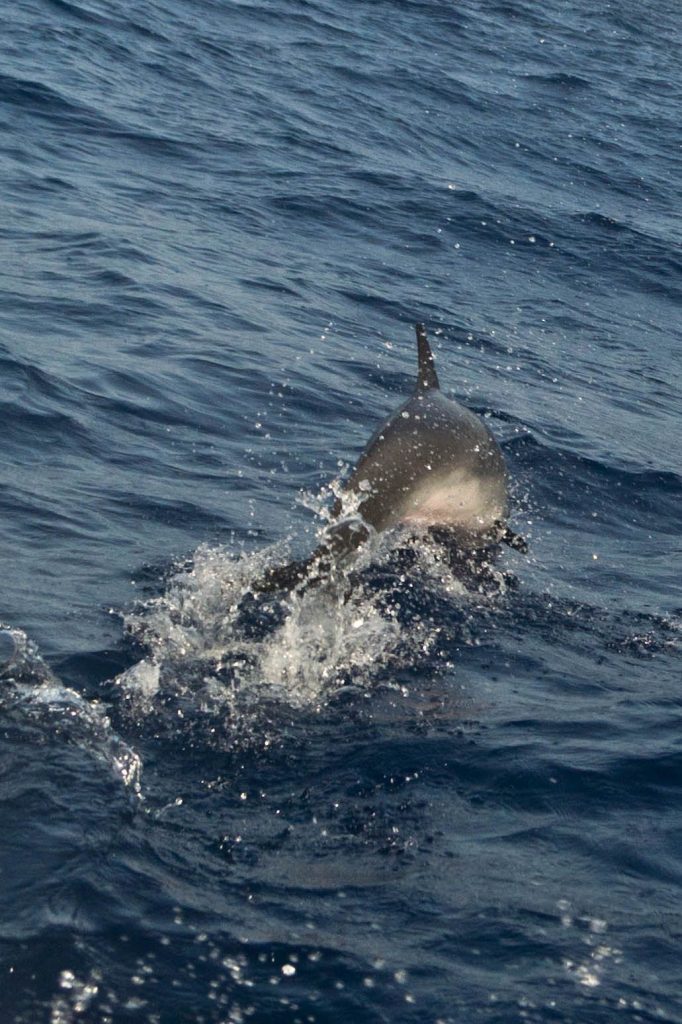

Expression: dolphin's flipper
xmin=251 ymin=549 xmax=328 ymax=594
xmin=416 ymin=323 xmax=440 ymax=391
xmin=429 ymin=521 xmax=528 ymax=562
xmin=497 ymin=524 xmax=529 ymax=554
xmin=251 ymin=518 xmax=372 ymax=595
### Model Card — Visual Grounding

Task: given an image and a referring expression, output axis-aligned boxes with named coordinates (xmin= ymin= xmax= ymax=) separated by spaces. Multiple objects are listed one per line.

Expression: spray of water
xmin=113 ymin=477 xmax=502 ymax=741
xmin=117 ymin=540 xmax=406 ymax=716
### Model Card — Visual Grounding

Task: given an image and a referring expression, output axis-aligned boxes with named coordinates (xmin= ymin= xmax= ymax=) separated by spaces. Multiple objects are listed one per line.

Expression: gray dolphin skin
xmin=255 ymin=323 xmax=526 ymax=592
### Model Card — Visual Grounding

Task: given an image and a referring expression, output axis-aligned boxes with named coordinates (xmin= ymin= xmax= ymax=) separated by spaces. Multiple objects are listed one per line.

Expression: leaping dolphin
xmin=255 ymin=323 xmax=526 ymax=592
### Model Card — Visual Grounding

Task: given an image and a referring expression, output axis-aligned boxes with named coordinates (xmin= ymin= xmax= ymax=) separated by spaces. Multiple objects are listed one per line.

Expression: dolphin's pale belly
xmin=396 ymin=467 xmax=506 ymax=535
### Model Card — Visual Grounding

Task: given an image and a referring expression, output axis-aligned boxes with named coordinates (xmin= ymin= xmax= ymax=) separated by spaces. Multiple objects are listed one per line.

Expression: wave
xmin=0 ymin=626 xmax=142 ymax=798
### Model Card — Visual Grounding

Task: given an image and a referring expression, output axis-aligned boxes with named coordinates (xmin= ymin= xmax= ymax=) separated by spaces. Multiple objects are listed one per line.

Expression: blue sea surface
xmin=1 ymin=0 xmax=681 ymax=1021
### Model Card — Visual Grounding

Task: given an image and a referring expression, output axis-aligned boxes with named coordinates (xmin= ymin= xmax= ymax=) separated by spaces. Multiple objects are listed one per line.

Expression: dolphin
xmin=254 ymin=323 xmax=526 ymax=592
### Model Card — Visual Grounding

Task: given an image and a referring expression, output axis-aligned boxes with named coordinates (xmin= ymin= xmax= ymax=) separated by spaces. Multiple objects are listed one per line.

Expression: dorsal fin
xmin=416 ymin=323 xmax=440 ymax=391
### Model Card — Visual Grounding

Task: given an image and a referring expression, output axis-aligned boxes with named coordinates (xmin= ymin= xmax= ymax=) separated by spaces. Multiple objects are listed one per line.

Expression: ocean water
xmin=1 ymin=0 xmax=681 ymax=1021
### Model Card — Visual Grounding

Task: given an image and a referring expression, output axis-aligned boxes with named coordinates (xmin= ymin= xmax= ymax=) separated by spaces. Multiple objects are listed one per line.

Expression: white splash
xmin=258 ymin=578 xmax=401 ymax=708
xmin=117 ymin=541 xmax=405 ymax=715
xmin=114 ymin=513 xmax=501 ymax=743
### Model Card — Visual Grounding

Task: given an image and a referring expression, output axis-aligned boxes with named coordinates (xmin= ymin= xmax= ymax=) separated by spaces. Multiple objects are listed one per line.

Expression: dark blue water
xmin=1 ymin=0 xmax=681 ymax=1021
